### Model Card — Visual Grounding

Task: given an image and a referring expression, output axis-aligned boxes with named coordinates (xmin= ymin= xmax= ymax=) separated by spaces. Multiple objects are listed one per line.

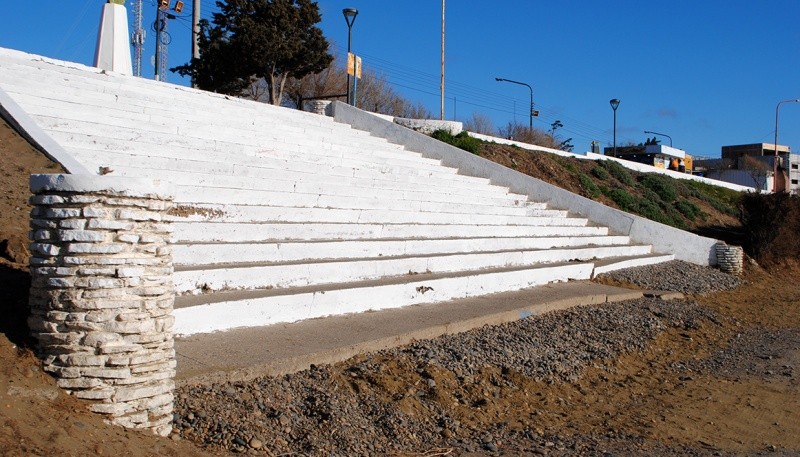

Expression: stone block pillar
xmin=27 ymin=174 xmax=176 ymax=436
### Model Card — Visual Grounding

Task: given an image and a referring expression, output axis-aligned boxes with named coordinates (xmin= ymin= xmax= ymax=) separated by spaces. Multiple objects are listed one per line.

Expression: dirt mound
xmin=740 ymin=192 xmax=800 ymax=267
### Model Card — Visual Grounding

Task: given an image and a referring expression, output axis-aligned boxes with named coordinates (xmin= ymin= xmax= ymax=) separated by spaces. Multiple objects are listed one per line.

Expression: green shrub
xmin=608 ymin=188 xmax=636 ymax=211
xmin=430 ymin=129 xmax=481 ymax=154
xmin=685 ymin=181 xmax=741 ymax=216
xmin=591 ymin=165 xmax=610 ymax=180
xmin=635 ymin=197 xmax=667 ymax=223
xmin=579 ymin=174 xmax=600 ymax=198
xmin=639 ymin=174 xmax=678 ymax=202
xmin=556 ymin=157 xmax=578 ymax=174
xmin=601 ymin=160 xmax=636 ymax=186
xmin=674 ymin=200 xmax=704 ymax=221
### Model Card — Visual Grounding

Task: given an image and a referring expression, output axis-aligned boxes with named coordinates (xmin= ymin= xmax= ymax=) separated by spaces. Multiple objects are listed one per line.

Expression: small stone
xmin=249 ymin=438 xmax=263 ymax=449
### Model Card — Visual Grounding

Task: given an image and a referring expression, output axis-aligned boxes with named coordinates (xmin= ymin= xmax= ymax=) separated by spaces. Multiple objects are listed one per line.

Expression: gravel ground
xmin=595 ymin=260 xmax=742 ymax=294
xmin=173 ymin=262 xmax=757 ymax=456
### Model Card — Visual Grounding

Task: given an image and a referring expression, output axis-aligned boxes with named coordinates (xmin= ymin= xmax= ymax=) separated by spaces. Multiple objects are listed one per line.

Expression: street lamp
xmin=609 ymin=99 xmax=620 ymax=157
xmin=496 ymin=77 xmax=533 ymax=130
xmin=644 ymin=130 xmax=673 ymax=147
xmin=774 ymin=98 xmax=800 ymax=192
xmin=343 ymin=8 xmax=358 ymax=106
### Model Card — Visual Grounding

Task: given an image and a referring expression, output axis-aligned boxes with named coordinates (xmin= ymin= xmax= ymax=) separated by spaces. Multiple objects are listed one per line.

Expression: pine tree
xmin=173 ymin=0 xmax=333 ymax=105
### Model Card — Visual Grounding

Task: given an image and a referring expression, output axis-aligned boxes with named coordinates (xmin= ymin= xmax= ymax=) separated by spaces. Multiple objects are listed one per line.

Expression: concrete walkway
xmin=174 ymin=281 xmax=681 ymax=387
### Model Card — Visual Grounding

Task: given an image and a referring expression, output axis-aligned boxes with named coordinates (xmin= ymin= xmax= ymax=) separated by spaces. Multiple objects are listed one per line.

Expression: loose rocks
xmin=173 ymin=262 xmax=751 ymax=455
xmin=595 ymin=260 xmax=742 ymax=294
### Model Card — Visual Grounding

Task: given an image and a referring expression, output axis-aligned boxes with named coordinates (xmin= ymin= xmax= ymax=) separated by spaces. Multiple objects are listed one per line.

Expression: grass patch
xmin=675 ymin=200 xmax=705 ymax=221
xmin=591 ymin=166 xmax=610 ymax=180
xmin=639 ymin=174 xmax=678 ymax=202
xmin=608 ymin=188 xmax=636 ymax=212
xmin=431 ymin=130 xmax=481 ymax=154
xmin=579 ymin=174 xmax=601 ymax=198
xmin=601 ymin=160 xmax=636 ymax=186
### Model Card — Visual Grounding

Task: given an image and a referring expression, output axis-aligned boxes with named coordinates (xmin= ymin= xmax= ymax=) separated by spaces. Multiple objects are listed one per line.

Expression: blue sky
xmin=1 ymin=1 xmax=798 ymax=157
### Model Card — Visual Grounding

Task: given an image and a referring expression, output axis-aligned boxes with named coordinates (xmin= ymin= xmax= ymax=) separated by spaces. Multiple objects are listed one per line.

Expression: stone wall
xmin=27 ymin=174 xmax=176 ymax=436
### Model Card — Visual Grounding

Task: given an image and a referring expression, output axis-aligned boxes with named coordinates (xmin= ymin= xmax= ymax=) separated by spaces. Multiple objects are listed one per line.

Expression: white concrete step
xmin=165 ymin=203 xmax=565 ymax=226
xmin=173 ymin=244 xmax=652 ymax=295
xmin=0 ymin=65 xmax=421 ymax=165
xmin=36 ymin=122 xmax=453 ymax=180
xmin=592 ymin=253 xmax=676 ymax=276
xmin=18 ymin=100 xmax=437 ymax=170
xmin=169 ymin=221 xmax=604 ymax=243
xmin=166 ymin=190 xmax=547 ymax=216
xmin=63 ymin=146 xmax=481 ymax=190
xmin=82 ymin=151 xmax=506 ymax=196
xmin=173 ymin=235 xmax=632 ymax=266
xmin=0 ymin=57 xmax=341 ymax=128
xmin=172 ymin=262 xmax=596 ymax=334
xmin=106 ymin=165 xmax=529 ymax=207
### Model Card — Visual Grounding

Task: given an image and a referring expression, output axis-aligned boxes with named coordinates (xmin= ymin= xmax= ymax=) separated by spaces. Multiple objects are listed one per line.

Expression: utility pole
xmin=192 ymin=0 xmax=200 ymax=86
xmin=440 ymin=0 xmax=445 ymax=120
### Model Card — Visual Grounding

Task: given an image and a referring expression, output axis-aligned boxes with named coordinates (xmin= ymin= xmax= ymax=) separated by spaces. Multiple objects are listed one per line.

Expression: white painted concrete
xmin=173 ymin=235 xmax=632 ymax=266
xmin=0 ymin=46 xmax=682 ymax=335
xmin=329 ymin=101 xmax=725 ymax=266
xmin=174 ymin=244 xmax=652 ymax=295
xmin=93 ymin=3 xmax=133 ymax=75
xmin=168 ymin=222 xmax=608 ymax=243
xmin=173 ymin=263 xmax=595 ymax=334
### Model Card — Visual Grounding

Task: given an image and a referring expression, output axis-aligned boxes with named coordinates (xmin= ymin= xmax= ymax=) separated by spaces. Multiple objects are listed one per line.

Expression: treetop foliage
xmin=173 ymin=0 xmax=332 ymax=104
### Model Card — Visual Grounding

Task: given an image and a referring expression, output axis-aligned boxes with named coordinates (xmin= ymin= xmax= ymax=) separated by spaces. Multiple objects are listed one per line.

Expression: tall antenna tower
xmin=154 ymin=0 xmax=182 ymax=82
xmin=156 ymin=13 xmax=169 ymax=81
xmin=131 ymin=0 xmax=145 ymax=77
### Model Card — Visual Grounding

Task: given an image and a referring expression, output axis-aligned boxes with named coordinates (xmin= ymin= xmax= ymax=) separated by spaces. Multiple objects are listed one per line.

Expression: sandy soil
xmin=0 ymin=117 xmax=798 ymax=455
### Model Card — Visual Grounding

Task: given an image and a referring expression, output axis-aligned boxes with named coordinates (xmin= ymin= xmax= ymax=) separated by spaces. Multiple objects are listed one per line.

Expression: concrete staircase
xmin=0 ymin=48 xmax=674 ymax=335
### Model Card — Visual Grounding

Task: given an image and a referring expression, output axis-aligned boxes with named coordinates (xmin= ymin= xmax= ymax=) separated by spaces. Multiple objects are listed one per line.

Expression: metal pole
xmin=346 ymin=27 xmax=352 ymax=105
xmin=440 ymin=0 xmax=445 ymax=120
xmin=495 ymin=78 xmax=533 ymax=130
xmin=613 ymin=110 xmax=617 ymax=157
xmin=528 ymin=90 xmax=533 ymax=130
xmin=774 ymin=99 xmax=800 ymax=192
xmin=154 ymin=6 xmax=162 ymax=81
xmin=343 ymin=9 xmax=358 ymax=106
xmin=192 ymin=0 xmax=200 ymax=87
xmin=610 ymin=99 xmax=620 ymax=157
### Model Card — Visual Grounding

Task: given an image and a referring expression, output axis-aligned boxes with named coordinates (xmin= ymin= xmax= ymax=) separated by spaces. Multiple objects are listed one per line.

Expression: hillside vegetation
xmin=432 ymin=132 xmax=743 ymax=234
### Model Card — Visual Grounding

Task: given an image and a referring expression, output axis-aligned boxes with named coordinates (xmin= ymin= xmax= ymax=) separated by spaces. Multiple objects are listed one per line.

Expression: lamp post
xmin=496 ymin=77 xmax=533 ymax=130
xmin=609 ymin=99 xmax=620 ymax=157
xmin=774 ymin=99 xmax=800 ymax=192
xmin=644 ymin=130 xmax=672 ymax=147
xmin=343 ymin=8 xmax=358 ymax=106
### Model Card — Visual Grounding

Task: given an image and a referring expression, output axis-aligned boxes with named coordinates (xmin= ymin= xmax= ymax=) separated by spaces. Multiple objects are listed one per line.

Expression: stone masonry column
xmin=27 ymin=174 xmax=176 ymax=436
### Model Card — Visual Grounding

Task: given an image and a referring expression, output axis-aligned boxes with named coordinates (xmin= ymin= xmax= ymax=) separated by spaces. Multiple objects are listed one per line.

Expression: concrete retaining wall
xmin=327 ymin=101 xmax=719 ymax=266
xmin=27 ymin=174 xmax=176 ymax=436
xmin=393 ymin=118 xmax=463 ymax=135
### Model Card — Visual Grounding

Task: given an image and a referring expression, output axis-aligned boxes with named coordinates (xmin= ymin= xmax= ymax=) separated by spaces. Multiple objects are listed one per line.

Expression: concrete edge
xmin=467 ymin=132 xmax=754 ymax=193
xmin=175 ymin=288 xmax=649 ymax=387
xmin=327 ymin=101 xmax=720 ymax=266
xmin=0 ymin=86 xmax=90 ymax=174
xmin=30 ymin=173 xmax=176 ymax=199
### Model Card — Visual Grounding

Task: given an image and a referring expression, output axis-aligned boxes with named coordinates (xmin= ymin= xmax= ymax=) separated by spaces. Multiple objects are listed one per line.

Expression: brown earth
xmin=1 ymin=117 xmax=798 ymax=455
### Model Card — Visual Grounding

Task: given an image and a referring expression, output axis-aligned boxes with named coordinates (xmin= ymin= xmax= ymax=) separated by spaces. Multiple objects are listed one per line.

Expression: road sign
xmin=347 ymin=53 xmax=362 ymax=79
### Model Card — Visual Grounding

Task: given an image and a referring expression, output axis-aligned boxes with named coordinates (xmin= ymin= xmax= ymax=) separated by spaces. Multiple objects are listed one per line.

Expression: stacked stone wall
xmin=27 ymin=174 xmax=175 ymax=436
